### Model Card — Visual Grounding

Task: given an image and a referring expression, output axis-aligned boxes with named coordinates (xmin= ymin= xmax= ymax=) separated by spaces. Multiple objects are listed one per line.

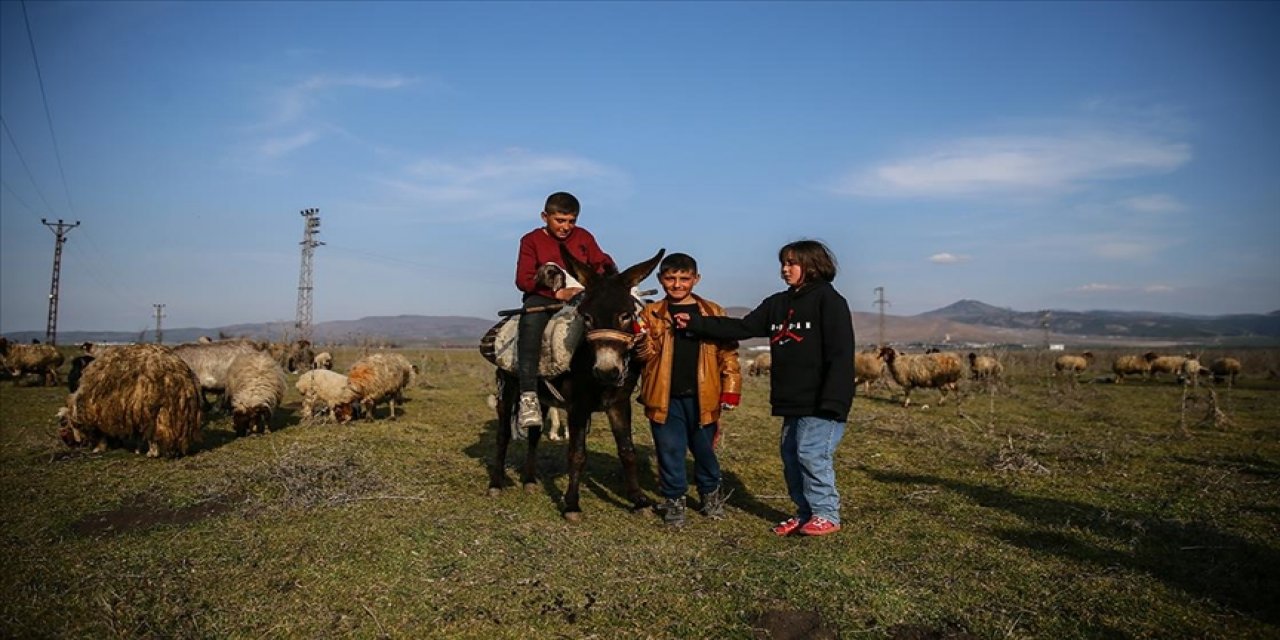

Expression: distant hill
xmin=5 ymin=302 xmax=1278 ymax=347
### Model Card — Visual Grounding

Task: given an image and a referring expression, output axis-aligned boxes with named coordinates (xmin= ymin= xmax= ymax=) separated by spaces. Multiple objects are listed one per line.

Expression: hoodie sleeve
xmin=686 ymin=296 xmax=774 ymax=340
xmin=818 ymin=287 xmax=857 ymax=418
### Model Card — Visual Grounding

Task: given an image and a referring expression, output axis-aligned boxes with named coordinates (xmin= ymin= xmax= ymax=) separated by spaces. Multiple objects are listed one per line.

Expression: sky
xmin=2 ymin=1 xmax=1278 ymax=335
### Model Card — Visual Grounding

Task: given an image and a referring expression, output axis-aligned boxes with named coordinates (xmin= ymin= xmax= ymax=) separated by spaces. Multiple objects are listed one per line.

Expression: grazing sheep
xmin=854 ymin=349 xmax=885 ymax=391
xmin=57 ymin=344 xmax=202 ymax=457
xmin=0 ymin=337 xmax=65 ymax=386
xmin=347 ymin=353 xmax=415 ymax=420
xmin=1054 ymin=352 xmax=1094 ymax=377
xmin=172 ymin=338 xmax=265 ymax=408
xmin=879 ymin=346 xmax=964 ymax=407
xmin=1210 ymin=357 xmax=1242 ymax=384
xmin=313 ymin=351 xmax=333 ymax=371
xmin=1177 ymin=357 xmax=1209 ymax=387
xmin=224 ymin=351 xmax=287 ymax=436
xmin=748 ymin=352 xmax=772 ymax=377
xmin=1145 ymin=352 xmax=1189 ymax=381
xmin=1111 ymin=354 xmax=1151 ymax=383
xmin=968 ymin=352 xmax=1004 ymax=380
xmin=296 ymin=369 xmax=357 ymax=423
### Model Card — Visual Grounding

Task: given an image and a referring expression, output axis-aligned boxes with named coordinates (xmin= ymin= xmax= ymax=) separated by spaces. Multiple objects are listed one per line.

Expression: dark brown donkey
xmin=490 ymin=246 xmax=664 ymax=520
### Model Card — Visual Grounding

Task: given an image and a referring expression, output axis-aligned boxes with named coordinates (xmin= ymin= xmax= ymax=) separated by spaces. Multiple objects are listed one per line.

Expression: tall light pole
xmin=295 ymin=208 xmax=323 ymax=343
xmin=42 ymin=218 xmax=79 ymax=344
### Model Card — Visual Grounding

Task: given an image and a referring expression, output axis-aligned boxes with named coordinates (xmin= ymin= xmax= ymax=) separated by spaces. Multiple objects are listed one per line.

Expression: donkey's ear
xmin=620 ymin=249 xmax=665 ymax=289
xmin=559 ymin=244 xmax=596 ymax=288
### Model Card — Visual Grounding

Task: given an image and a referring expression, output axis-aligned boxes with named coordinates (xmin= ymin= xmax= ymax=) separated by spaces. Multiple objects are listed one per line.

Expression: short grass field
xmin=1 ymin=347 xmax=1278 ymax=639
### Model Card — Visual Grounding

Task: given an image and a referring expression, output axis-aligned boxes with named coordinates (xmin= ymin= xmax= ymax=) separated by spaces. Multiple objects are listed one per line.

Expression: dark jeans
xmin=517 ymin=294 xmax=557 ymax=393
xmin=650 ymin=395 xmax=721 ymax=499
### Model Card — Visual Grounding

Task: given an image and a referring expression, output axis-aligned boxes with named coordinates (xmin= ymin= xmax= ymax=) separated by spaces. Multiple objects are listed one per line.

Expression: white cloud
xmin=1093 ymin=240 xmax=1161 ymax=261
xmin=833 ymin=133 xmax=1190 ymax=199
xmin=928 ymin=252 xmax=970 ymax=264
xmin=273 ymin=73 xmax=420 ymax=124
xmin=1144 ymin=284 xmax=1175 ymax=293
xmin=1120 ymin=194 xmax=1186 ymax=214
xmin=1071 ymin=283 xmax=1128 ymax=293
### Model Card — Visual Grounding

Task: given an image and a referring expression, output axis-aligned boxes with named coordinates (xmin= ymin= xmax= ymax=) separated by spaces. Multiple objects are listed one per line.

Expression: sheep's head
xmin=56 ymin=406 xmax=85 ymax=447
xmin=878 ymin=346 xmax=898 ymax=362
xmin=333 ymin=402 xmax=356 ymax=424
xmin=1082 ymin=351 xmax=1095 ymax=362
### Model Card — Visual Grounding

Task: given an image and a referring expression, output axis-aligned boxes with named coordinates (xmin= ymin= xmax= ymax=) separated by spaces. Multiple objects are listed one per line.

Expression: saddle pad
xmin=479 ymin=304 xmax=584 ymax=377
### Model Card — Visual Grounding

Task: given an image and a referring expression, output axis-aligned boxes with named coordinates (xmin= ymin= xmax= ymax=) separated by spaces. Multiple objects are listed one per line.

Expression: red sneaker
xmin=771 ymin=517 xmax=803 ymax=537
xmin=799 ymin=516 xmax=841 ymax=536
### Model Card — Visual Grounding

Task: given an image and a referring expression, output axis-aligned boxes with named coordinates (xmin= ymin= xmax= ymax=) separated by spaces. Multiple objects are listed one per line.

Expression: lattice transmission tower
xmin=873 ymin=286 xmax=890 ymax=348
xmin=42 ymin=218 xmax=79 ymax=344
xmin=294 ymin=208 xmax=323 ymax=343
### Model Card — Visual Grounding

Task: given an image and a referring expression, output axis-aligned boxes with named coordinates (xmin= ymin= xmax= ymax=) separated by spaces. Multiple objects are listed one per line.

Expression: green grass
xmin=1 ymin=347 xmax=1277 ymax=638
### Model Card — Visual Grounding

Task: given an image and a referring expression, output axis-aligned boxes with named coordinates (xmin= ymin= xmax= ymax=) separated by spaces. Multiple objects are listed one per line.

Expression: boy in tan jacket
xmin=636 ymin=253 xmax=742 ymax=527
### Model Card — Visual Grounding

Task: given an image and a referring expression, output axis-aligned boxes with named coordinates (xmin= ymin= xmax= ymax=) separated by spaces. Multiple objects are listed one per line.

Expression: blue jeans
xmin=650 ymin=396 xmax=721 ymax=499
xmin=780 ymin=415 xmax=845 ymax=524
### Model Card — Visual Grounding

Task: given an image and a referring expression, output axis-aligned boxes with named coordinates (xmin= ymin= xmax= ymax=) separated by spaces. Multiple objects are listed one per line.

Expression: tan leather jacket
xmin=636 ymin=295 xmax=742 ymax=426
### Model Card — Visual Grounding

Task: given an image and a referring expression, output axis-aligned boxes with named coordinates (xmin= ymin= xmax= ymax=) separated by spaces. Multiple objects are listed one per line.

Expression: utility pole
xmin=42 ymin=218 xmax=80 ymax=345
xmin=873 ymin=286 xmax=890 ymax=347
xmin=295 ymin=208 xmax=323 ymax=344
xmin=153 ymin=304 xmax=166 ymax=344
xmin=1040 ymin=311 xmax=1052 ymax=348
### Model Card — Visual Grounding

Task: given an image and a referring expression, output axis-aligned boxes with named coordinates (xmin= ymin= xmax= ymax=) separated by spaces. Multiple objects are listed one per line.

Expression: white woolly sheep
xmin=748 ymin=352 xmax=772 ymax=377
xmin=57 ymin=344 xmax=202 ymax=457
xmin=224 ymin=351 xmax=287 ymax=436
xmin=879 ymin=346 xmax=964 ymax=408
xmin=347 ymin=353 xmax=415 ymax=420
xmin=1054 ymin=352 xmax=1094 ymax=377
xmin=1209 ymin=357 xmax=1242 ymax=385
xmin=172 ymin=339 xmax=265 ymax=408
xmin=1177 ymin=356 xmax=1208 ymax=387
xmin=486 ymin=392 xmax=567 ymax=440
xmin=296 ymin=369 xmax=358 ymax=423
xmin=0 ymin=337 xmax=65 ymax=386
xmin=854 ymin=350 xmax=885 ymax=391
xmin=967 ymin=352 xmax=1004 ymax=380
xmin=313 ymin=351 xmax=333 ymax=371
xmin=1111 ymin=354 xmax=1151 ymax=383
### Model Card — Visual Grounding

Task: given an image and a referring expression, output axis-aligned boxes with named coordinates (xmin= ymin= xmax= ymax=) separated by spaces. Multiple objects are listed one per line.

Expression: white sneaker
xmin=515 ymin=392 xmax=542 ymax=439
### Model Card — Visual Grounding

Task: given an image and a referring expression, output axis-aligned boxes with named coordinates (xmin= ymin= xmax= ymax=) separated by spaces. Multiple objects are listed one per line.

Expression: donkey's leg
xmin=605 ymin=401 xmax=652 ymax=510
xmin=520 ymin=416 xmax=542 ymax=492
xmin=562 ymin=408 xmax=591 ymax=520
xmin=489 ymin=378 xmax=514 ymax=496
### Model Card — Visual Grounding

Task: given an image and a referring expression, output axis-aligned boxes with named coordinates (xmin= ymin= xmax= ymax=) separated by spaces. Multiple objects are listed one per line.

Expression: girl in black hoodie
xmin=675 ymin=239 xmax=854 ymax=536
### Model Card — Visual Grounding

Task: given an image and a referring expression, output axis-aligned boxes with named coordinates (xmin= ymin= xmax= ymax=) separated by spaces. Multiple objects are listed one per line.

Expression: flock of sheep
xmin=0 ymin=337 xmax=417 ymax=458
xmin=744 ymin=346 xmax=1246 ymax=408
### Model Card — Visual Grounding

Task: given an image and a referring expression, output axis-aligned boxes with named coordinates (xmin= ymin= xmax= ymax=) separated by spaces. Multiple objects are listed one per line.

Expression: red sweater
xmin=515 ymin=227 xmax=615 ymax=299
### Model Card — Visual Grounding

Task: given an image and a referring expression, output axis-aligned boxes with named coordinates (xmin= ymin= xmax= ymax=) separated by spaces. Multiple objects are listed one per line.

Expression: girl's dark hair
xmin=778 ymin=239 xmax=837 ymax=283
xmin=544 ymin=192 xmax=580 ymax=215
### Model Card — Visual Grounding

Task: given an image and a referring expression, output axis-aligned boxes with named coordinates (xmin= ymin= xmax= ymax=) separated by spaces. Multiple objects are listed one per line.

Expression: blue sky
xmin=2 ymin=1 xmax=1277 ymax=335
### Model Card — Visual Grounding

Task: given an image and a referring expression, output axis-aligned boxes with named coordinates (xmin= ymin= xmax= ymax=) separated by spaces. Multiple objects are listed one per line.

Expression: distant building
xmin=1049 ymin=344 xmax=1065 ymax=351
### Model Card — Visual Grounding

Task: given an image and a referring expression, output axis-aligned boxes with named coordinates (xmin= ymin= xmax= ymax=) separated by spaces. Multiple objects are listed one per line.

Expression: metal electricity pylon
xmin=153 ymin=304 xmax=166 ymax=344
xmin=42 ymin=218 xmax=79 ymax=344
xmin=873 ymin=286 xmax=890 ymax=347
xmin=294 ymin=208 xmax=323 ymax=343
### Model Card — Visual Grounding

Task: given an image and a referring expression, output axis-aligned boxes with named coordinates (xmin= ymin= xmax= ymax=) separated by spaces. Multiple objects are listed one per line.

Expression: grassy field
xmin=1 ymin=347 xmax=1278 ymax=639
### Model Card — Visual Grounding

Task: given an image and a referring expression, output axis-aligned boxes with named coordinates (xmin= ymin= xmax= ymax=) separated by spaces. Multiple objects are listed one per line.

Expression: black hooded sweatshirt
xmin=685 ymin=281 xmax=855 ymax=420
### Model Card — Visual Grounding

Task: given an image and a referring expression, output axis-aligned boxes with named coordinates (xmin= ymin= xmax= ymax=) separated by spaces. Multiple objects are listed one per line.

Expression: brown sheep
xmin=225 ymin=351 xmax=287 ymax=436
xmin=57 ymin=344 xmax=202 ymax=457
xmin=879 ymin=346 xmax=964 ymax=407
xmin=967 ymin=352 xmax=1004 ymax=380
xmin=748 ymin=352 xmax=772 ymax=377
xmin=1111 ymin=354 xmax=1151 ymax=383
xmin=347 ymin=353 xmax=415 ymax=420
xmin=1054 ymin=351 xmax=1094 ymax=377
xmin=1145 ymin=352 xmax=1189 ymax=381
xmin=854 ymin=349 xmax=885 ymax=391
xmin=0 ymin=337 xmax=65 ymax=386
xmin=1210 ymin=357 xmax=1242 ymax=384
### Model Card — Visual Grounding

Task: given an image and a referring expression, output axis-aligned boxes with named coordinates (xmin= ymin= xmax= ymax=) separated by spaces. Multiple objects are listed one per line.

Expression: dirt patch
xmin=751 ymin=608 xmax=836 ymax=640
xmin=885 ymin=624 xmax=982 ymax=640
xmin=71 ymin=494 xmax=235 ymax=537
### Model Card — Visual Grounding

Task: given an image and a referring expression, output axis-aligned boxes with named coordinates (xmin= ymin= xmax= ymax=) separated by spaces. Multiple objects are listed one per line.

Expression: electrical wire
xmin=0 ymin=116 xmax=60 ymax=217
xmin=20 ymin=0 xmax=76 ymax=217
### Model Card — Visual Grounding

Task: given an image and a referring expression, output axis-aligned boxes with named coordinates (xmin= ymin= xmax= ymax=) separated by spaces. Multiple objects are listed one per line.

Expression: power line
xmin=1 ymin=116 xmax=59 ymax=216
xmin=20 ymin=0 xmax=75 ymax=217
xmin=2 ymin=179 xmax=40 ymax=216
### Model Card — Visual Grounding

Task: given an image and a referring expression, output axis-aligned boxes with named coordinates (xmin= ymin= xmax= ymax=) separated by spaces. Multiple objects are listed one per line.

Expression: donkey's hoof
xmin=487 ymin=487 xmax=502 ymax=497
xmin=523 ymin=482 xmax=539 ymax=493
xmin=563 ymin=510 xmax=582 ymax=522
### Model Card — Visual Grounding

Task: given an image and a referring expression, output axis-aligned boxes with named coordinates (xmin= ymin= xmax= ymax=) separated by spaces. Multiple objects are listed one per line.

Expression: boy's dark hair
xmin=659 ymin=252 xmax=698 ymax=275
xmin=779 ymin=239 xmax=838 ymax=283
xmin=544 ymin=192 xmax=580 ymax=216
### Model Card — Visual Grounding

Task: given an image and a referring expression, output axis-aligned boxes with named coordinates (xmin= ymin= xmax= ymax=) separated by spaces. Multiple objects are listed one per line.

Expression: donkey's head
xmin=561 ymin=246 xmax=665 ymax=385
